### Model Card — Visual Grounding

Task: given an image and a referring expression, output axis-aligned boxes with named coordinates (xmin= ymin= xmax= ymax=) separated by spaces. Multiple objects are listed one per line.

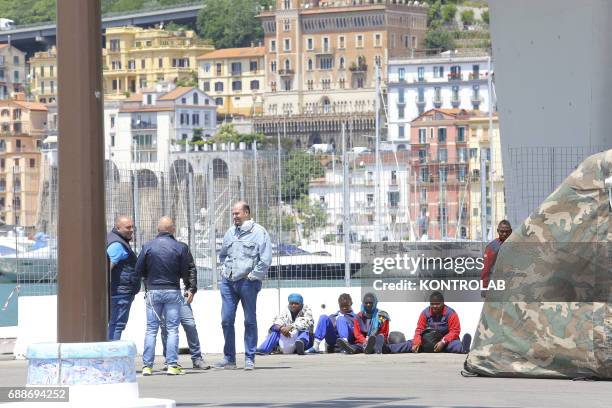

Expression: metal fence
xmin=6 ymin=136 xmax=515 ymax=296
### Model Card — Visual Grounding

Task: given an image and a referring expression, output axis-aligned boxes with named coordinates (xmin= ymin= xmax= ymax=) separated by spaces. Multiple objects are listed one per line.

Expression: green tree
xmin=294 ymin=196 xmax=328 ymax=239
xmin=281 ymin=151 xmax=325 ymax=203
xmin=214 ymin=123 xmax=241 ymax=144
xmin=197 ymin=0 xmax=265 ymax=49
xmin=427 ymin=1 xmax=443 ymax=28
xmin=175 ymin=70 xmax=198 ymax=87
xmin=461 ymin=9 xmax=476 ymax=27
xmin=441 ymin=4 xmax=457 ymax=24
xmin=481 ymin=9 xmax=490 ymax=25
xmin=425 ymin=28 xmax=455 ymax=52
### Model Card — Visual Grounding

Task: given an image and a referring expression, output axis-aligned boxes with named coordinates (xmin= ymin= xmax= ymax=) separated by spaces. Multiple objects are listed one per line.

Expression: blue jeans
xmin=143 ymin=289 xmax=182 ymax=367
xmin=161 ymin=296 xmax=202 ymax=361
xmin=220 ymin=277 xmax=262 ymax=363
xmin=313 ymin=315 xmax=355 ymax=346
xmin=108 ymin=293 xmax=134 ymax=341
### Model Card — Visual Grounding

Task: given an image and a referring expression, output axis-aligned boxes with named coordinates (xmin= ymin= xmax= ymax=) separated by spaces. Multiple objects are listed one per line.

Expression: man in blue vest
xmin=106 ymin=216 xmax=140 ymax=341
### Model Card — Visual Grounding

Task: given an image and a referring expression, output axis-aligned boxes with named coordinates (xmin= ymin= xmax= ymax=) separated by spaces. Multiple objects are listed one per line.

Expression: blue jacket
xmin=219 ymin=220 xmax=272 ymax=281
xmin=135 ymin=232 xmax=190 ymax=291
xmin=106 ymin=229 xmax=140 ymax=296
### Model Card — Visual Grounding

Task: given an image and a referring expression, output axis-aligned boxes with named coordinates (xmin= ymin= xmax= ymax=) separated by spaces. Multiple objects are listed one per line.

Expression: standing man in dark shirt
xmin=136 ymin=216 xmax=192 ymax=376
xmin=481 ymin=220 xmax=512 ymax=294
xmin=106 ymin=216 xmax=140 ymax=340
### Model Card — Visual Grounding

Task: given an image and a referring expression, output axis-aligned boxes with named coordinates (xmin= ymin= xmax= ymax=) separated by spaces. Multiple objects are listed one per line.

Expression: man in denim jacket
xmin=213 ymin=201 xmax=272 ymax=371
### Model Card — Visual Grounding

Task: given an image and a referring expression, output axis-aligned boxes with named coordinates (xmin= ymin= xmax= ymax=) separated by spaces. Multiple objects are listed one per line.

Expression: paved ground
xmin=0 ymin=352 xmax=610 ymax=407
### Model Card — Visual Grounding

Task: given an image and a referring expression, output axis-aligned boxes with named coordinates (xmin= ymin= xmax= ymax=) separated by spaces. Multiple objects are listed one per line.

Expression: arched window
xmin=192 ymin=93 xmax=199 ymax=105
xmin=339 ymin=57 xmax=345 ymax=69
xmin=284 ymin=59 xmax=291 ymax=71
xmin=307 ymin=59 xmax=313 ymax=71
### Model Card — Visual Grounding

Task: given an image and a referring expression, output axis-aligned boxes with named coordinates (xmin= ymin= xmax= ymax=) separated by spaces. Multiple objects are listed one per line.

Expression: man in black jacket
xmin=160 ymin=244 xmax=210 ymax=370
xmin=136 ymin=216 xmax=191 ymax=376
xmin=106 ymin=216 xmax=140 ymax=340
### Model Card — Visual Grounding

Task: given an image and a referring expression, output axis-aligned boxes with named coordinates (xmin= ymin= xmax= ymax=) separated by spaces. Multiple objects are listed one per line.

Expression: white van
xmin=0 ymin=19 xmax=15 ymax=31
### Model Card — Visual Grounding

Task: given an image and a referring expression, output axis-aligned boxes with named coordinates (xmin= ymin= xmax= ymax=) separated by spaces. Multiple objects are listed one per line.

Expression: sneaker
xmin=167 ymin=365 xmax=185 ymax=376
xmin=244 ymin=359 xmax=255 ymax=371
xmin=336 ymin=338 xmax=355 ymax=355
xmin=212 ymin=359 xmax=237 ymax=370
xmin=142 ymin=366 xmax=153 ymax=376
xmin=295 ymin=340 xmax=305 ymax=355
xmin=461 ymin=333 xmax=472 ymax=354
xmin=305 ymin=346 xmax=319 ymax=354
xmin=365 ymin=335 xmax=377 ymax=354
xmin=192 ymin=359 xmax=211 ymax=370
xmin=161 ymin=363 xmax=168 ymax=372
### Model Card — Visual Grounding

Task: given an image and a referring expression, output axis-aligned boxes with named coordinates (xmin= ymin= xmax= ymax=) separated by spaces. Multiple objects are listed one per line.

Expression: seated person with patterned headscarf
xmin=256 ymin=293 xmax=314 ymax=355
xmin=306 ymin=293 xmax=356 ymax=354
xmin=336 ymin=292 xmax=390 ymax=354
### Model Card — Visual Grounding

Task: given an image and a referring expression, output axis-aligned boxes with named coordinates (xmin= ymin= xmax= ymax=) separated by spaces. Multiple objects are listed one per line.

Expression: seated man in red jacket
xmin=388 ymin=291 xmax=471 ymax=354
xmin=336 ymin=292 xmax=390 ymax=354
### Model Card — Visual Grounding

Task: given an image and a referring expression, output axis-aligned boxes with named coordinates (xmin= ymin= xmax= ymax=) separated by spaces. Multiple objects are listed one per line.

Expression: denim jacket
xmin=219 ymin=220 xmax=272 ymax=281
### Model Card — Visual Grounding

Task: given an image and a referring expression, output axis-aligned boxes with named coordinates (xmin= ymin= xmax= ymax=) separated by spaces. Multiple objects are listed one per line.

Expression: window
xmin=452 ymin=85 xmax=460 ymax=101
xmin=231 ymin=62 xmax=242 ymax=75
xmin=146 ymin=94 xmax=152 ymax=105
xmin=284 ymin=38 xmax=291 ymax=51
xmin=111 ymin=80 xmax=117 ymax=91
xmin=438 ymin=128 xmax=447 ymax=143
xmin=420 ymin=188 xmax=427 ymax=202
xmin=458 ymin=166 xmax=466 ymax=182
xmin=128 ymin=60 xmax=136 ymax=70
xmin=307 ymin=80 xmax=313 ymax=90
xmin=110 ymin=115 xmax=115 ymax=129
xmin=284 ymin=19 xmax=290 ymax=31
xmin=29 ymin=158 xmax=35 ymax=168
xmin=322 ymin=37 xmax=330 ymax=52
xmin=398 ymin=88 xmax=405 ymax=104
xmin=338 ymin=36 xmax=345 ymax=49
xmin=457 ymin=127 xmax=466 ymax=142
xmin=270 ymin=81 xmax=277 ymax=92
xmin=472 ymin=64 xmax=480 ymax=78
xmin=214 ymin=82 xmax=224 ymax=92
xmin=388 ymin=191 xmax=400 ymax=208
xmin=284 ymin=0 xmax=290 ymax=9
xmin=270 ymin=40 xmax=277 ymax=52
xmin=339 ymin=57 xmax=345 ymax=69
xmin=417 ymin=66 xmax=425 ymax=81
xmin=398 ymin=125 xmax=405 ymax=139
xmin=203 ymin=81 xmax=210 ymax=92
xmin=398 ymin=106 xmax=405 ymax=119
xmin=271 ymin=61 xmax=277 ymax=72
xmin=307 ymin=59 xmax=313 ymax=71
xmin=250 ymin=80 xmax=260 ymax=90
xmin=192 ymin=114 xmax=200 ymax=125
xmin=469 ymin=148 xmax=478 ymax=158
xmin=216 ymin=63 xmax=222 ymax=75
xmin=374 ymin=33 xmax=382 ymax=47
xmin=284 ymin=79 xmax=291 ymax=91
xmin=215 ymin=97 xmax=223 ymax=106
xmin=109 ymin=39 xmax=120 ymax=51
xmin=193 ymin=93 xmax=199 ymax=104
xmin=284 ymin=59 xmax=291 ymax=71
xmin=450 ymin=65 xmax=462 ymax=80
xmin=158 ymin=58 xmax=163 ymax=68
xmin=356 ymin=77 xmax=364 ymax=88
xmin=439 ymin=167 xmax=448 ymax=182
xmin=232 ymin=80 xmax=242 ymax=91
xmin=50 ymin=81 xmax=55 ymax=94
xmin=111 ymin=60 xmax=121 ymax=70
xmin=420 ymin=167 xmax=429 ymax=182
xmin=13 ymin=56 xmax=18 ymax=65
xmin=418 ymin=128 xmax=427 ymax=144
xmin=438 ymin=148 xmax=447 ymax=163
xmin=307 ymin=38 xmax=313 ymax=50
xmin=319 ymin=57 xmax=333 ymax=70
xmin=356 ymin=35 xmax=364 ymax=48
xmin=457 ymin=148 xmax=467 ymax=163
xmin=141 ymin=59 xmax=146 ymax=69
xmin=250 ymin=60 xmax=258 ymax=72
xmin=321 ymin=79 xmax=331 ymax=90
xmin=398 ymin=68 xmax=405 ymax=81
xmin=111 ymin=135 xmax=115 ymax=147
xmin=412 ymin=36 xmax=417 ymax=49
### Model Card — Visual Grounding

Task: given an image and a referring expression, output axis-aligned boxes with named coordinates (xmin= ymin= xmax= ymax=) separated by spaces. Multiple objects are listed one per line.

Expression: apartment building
xmin=0 ymin=96 xmax=47 ymax=227
xmin=0 ymin=45 xmax=27 ymax=100
xmin=197 ymin=46 xmax=266 ymax=118
xmin=388 ymin=50 xmax=492 ymax=141
xmin=467 ymin=114 xmax=506 ymax=240
xmin=409 ymin=108 xmax=474 ymax=240
xmin=254 ymin=0 xmax=428 ymax=147
xmin=29 ymin=46 xmax=58 ymax=104
xmin=103 ymin=27 xmax=214 ymax=100
xmin=105 ymin=83 xmax=217 ymax=170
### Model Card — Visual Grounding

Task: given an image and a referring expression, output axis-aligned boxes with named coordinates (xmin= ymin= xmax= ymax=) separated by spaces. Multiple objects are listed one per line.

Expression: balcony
xmin=278 ymin=69 xmax=294 ymax=76
xmin=413 ymin=77 xmax=427 ymax=83
xmin=397 ymin=98 xmax=406 ymax=107
xmin=231 ymin=70 xmax=242 ymax=77
xmin=433 ymin=96 xmax=443 ymax=108
xmin=468 ymin=72 xmax=488 ymax=81
xmin=451 ymin=96 xmax=460 ymax=108
xmin=471 ymin=95 xmax=483 ymax=105
xmin=314 ymin=47 xmax=334 ymax=56
xmin=349 ymin=64 xmax=367 ymax=73
xmin=131 ymin=122 xmax=157 ymax=130
xmin=448 ymin=72 xmax=463 ymax=81
xmin=415 ymin=96 xmax=426 ymax=107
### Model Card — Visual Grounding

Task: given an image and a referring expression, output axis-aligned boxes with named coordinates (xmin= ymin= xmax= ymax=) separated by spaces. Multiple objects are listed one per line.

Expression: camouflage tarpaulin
xmin=465 ymin=150 xmax=612 ymax=380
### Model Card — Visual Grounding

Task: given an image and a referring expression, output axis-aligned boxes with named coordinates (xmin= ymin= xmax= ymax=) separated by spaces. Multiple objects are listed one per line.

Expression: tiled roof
xmin=197 ymin=47 xmax=265 ymax=60
xmin=157 ymin=87 xmax=194 ymax=101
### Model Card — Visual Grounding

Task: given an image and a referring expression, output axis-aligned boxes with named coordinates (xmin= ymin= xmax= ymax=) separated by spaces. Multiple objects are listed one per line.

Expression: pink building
xmin=409 ymin=109 xmax=477 ymax=240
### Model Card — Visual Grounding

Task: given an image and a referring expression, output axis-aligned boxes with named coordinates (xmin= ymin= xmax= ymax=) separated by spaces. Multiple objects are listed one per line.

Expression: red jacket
xmin=412 ymin=306 xmax=460 ymax=346
xmin=353 ymin=311 xmax=390 ymax=345
xmin=481 ymin=238 xmax=502 ymax=287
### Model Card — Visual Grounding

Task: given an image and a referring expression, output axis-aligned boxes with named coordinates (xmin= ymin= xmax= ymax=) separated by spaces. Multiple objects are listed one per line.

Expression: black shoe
xmin=335 ymin=338 xmax=355 ymax=355
xmin=365 ymin=335 xmax=376 ymax=354
xmin=295 ymin=340 xmax=305 ymax=355
xmin=462 ymin=333 xmax=472 ymax=353
xmin=374 ymin=334 xmax=385 ymax=354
